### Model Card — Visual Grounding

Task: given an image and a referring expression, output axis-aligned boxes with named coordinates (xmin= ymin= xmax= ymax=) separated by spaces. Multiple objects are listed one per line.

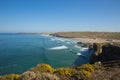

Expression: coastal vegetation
xmin=0 ymin=64 xmax=104 ymax=80
xmin=0 ymin=74 xmax=20 ymax=80
xmin=0 ymin=63 xmax=119 ymax=80
xmin=52 ymin=32 xmax=120 ymax=40
xmin=29 ymin=64 xmax=54 ymax=73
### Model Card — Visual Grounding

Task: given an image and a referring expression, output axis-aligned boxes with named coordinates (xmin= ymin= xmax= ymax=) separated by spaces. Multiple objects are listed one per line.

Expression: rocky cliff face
xmin=90 ymin=43 xmax=120 ymax=64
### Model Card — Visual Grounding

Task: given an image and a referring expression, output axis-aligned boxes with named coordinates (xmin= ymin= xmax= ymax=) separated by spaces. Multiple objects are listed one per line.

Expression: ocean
xmin=0 ymin=33 xmax=93 ymax=75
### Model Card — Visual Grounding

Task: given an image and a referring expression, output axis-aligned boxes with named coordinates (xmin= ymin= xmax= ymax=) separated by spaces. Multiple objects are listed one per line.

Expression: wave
xmin=74 ymin=45 xmax=81 ymax=48
xmin=51 ymin=38 xmax=56 ymax=41
xmin=76 ymin=53 xmax=86 ymax=57
xmin=77 ymin=52 xmax=82 ymax=55
xmin=66 ymin=42 xmax=71 ymax=44
xmin=57 ymin=38 xmax=65 ymax=42
xmin=41 ymin=34 xmax=50 ymax=37
xmin=81 ymin=47 xmax=89 ymax=51
xmin=48 ymin=45 xmax=68 ymax=50
xmin=50 ymin=38 xmax=65 ymax=41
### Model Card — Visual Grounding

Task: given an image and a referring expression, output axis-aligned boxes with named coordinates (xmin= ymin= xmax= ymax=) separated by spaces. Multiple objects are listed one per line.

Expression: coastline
xmin=70 ymin=38 xmax=120 ymax=43
xmin=49 ymin=32 xmax=120 ymax=44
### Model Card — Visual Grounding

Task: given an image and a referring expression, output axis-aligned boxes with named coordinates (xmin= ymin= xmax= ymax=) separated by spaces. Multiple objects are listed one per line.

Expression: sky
xmin=0 ymin=0 xmax=120 ymax=33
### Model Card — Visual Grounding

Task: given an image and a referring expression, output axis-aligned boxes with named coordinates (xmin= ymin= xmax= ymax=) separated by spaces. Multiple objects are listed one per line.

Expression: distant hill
xmin=52 ymin=32 xmax=120 ymax=40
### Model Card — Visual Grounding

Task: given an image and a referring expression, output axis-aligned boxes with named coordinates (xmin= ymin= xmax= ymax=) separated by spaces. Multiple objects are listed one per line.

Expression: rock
xmin=90 ymin=43 xmax=120 ymax=64
xmin=77 ymin=42 xmax=82 ymax=44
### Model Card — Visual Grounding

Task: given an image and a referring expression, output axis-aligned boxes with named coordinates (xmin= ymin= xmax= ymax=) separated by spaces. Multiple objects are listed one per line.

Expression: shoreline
xmin=49 ymin=32 xmax=120 ymax=43
xmin=41 ymin=33 xmax=120 ymax=44
xmin=70 ymin=38 xmax=120 ymax=43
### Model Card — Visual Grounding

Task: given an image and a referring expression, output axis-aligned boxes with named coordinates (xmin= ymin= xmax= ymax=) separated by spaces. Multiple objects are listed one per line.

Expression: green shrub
xmin=80 ymin=69 xmax=91 ymax=78
xmin=77 ymin=64 xmax=95 ymax=72
xmin=76 ymin=64 xmax=103 ymax=78
xmin=30 ymin=64 xmax=54 ymax=73
xmin=93 ymin=64 xmax=104 ymax=70
xmin=54 ymin=68 xmax=77 ymax=76
xmin=77 ymin=64 xmax=103 ymax=72
xmin=0 ymin=74 xmax=20 ymax=80
xmin=0 ymin=64 xmax=104 ymax=80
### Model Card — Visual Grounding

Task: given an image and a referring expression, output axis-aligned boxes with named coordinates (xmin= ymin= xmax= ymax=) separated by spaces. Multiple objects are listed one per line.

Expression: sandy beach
xmin=71 ymin=38 xmax=120 ymax=43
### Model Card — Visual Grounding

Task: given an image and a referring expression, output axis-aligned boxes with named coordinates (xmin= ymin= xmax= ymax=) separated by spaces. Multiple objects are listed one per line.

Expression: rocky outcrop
xmin=50 ymin=33 xmax=74 ymax=38
xmin=90 ymin=43 xmax=120 ymax=64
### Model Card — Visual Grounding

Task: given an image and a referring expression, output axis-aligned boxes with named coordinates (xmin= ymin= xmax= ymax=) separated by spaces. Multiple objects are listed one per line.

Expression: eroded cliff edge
xmin=90 ymin=43 xmax=120 ymax=65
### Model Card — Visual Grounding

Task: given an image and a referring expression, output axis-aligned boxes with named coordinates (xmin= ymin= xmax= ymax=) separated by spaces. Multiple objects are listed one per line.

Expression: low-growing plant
xmin=75 ymin=64 xmax=104 ymax=79
xmin=77 ymin=64 xmax=95 ymax=72
xmin=30 ymin=64 xmax=54 ymax=73
xmin=77 ymin=64 xmax=103 ymax=72
xmin=80 ymin=69 xmax=91 ymax=78
xmin=35 ymin=73 xmax=60 ymax=80
xmin=90 ymin=68 xmax=120 ymax=80
xmin=93 ymin=64 xmax=104 ymax=70
xmin=0 ymin=64 xmax=104 ymax=80
xmin=54 ymin=68 xmax=77 ymax=76
xmin=19 ymin=71 xmax=36 ymax=80
xmin=0 ymin=74 xmax=20 ymax=80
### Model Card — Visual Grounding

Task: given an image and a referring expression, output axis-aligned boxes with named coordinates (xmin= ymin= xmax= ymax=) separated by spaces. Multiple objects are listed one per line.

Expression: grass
xmin=54 ymin=32 xmax=120 ymax=40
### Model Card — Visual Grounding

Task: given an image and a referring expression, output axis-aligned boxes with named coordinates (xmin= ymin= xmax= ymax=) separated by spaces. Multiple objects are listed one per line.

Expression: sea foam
xmin=77 ymin=52 xmax=82 ymax=55
xmin=48 ymin=45 xmax=68 ymax=50
xmin=74 ymin=45 xmax=81 ymax=48
xmin=51 ymin=38 xmax=56 ymax=41
xmin=81 ymin=48 xmax=89 ymax=51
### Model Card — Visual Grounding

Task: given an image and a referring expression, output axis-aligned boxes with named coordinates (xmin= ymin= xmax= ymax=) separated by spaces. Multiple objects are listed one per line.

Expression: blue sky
xmin=0 ymin=0 xmax=120 ymax=32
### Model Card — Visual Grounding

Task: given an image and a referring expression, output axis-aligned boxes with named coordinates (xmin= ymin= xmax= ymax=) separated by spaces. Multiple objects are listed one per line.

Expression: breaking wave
xmin=74 ymin=45 xmax=81 ymax=48
xmin=81 ymin=48 xmax=89 ymax=51
xmin=48 ymin=45 xmax=68 ymax=50
xmin=77 ymin=52 xmax=82 ymax=55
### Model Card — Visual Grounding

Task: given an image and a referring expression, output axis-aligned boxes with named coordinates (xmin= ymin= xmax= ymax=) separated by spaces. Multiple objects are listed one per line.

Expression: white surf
xmin=49 ymin=45 xmax=68 ymax=50
xmin=77 ymin=52 xmax=82 ymax=55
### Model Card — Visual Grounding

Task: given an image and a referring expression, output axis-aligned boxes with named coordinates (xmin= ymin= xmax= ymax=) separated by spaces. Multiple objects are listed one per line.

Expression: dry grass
xmin=90 ymin=68 xmax=120 ymax=80
xmin=55 ymin=32 xmax=120 ymax=40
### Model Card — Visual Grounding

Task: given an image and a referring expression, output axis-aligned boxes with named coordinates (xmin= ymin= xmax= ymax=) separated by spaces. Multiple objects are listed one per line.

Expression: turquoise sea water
xmin=0 ymin=33 xmax=93 ymax=75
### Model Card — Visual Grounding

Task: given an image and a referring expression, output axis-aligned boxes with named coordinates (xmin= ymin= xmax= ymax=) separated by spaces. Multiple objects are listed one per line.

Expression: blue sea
xmin=0 ymin=33 xmax=93 ymax=75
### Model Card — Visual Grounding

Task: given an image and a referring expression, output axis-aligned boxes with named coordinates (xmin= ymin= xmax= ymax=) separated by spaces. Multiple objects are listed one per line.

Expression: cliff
xmin=90 ymin=43 xmax=120 ymax=65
